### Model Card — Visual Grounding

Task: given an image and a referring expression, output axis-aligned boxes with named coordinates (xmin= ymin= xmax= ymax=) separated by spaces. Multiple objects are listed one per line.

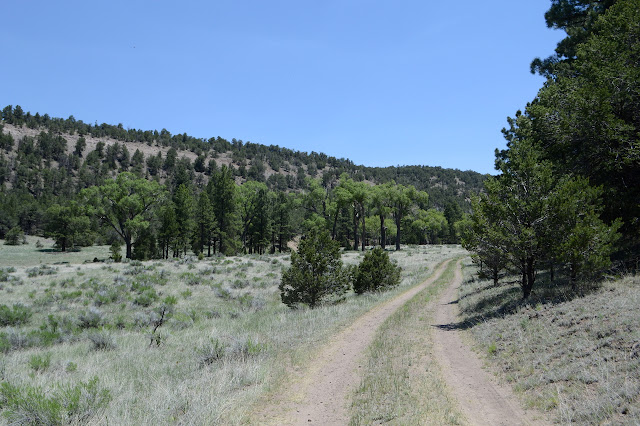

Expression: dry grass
xmin=458 ymin=261 xmax=640 ymax=425
xmin=0 ymin=244 xmax=465 ymax=425
xmin=349 ymin=258 xmax=465 ymax=425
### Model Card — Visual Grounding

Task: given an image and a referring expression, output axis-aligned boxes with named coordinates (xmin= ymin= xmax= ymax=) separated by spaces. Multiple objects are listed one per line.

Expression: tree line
xmin=0 ymin=107 xmax=478 ymax=256
xmin=463 ymin=0 xmax=638 ymax=299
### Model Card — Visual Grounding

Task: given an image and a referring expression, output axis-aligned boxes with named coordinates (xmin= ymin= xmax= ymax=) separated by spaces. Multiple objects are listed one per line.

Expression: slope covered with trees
xmin=0 ymin=106 xmax=484 ymax=258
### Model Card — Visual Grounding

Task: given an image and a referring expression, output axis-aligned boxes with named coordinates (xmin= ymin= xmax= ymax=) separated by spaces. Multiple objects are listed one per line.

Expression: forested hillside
xmin=0 ymin=107 xmax=485 ymax=258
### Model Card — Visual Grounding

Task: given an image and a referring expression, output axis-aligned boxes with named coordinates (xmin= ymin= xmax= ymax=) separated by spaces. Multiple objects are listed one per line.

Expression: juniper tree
xmin=279 ymin=230 xmax=349 ymax=308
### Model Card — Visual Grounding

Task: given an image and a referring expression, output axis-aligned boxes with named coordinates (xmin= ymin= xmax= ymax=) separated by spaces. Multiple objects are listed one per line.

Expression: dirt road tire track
xmin=432 ymin=261 xmax=550 ymax=426
xmin=256 ymin=260 xmax=453 ymax=425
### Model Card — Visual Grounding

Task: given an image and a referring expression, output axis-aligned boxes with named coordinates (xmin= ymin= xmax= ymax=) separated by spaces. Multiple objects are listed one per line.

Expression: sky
xmin=1 ymin=1 xmax=563 ymax=175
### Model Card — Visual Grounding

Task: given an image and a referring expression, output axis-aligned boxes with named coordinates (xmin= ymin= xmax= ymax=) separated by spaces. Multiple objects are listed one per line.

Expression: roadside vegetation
xmin=0 ymin=237 xmax=465 ymax=424
xmin=459 ymin=259 xmax=640 ymax=424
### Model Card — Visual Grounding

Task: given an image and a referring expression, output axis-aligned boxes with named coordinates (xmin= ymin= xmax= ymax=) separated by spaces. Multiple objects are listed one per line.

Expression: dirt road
xmin=257 ymin=259 xmax=547 ymax=425
xmin=432 ymin=261 xmax=549 ymax=426
xmin=258 ymin=260 xmax=452 ymax=425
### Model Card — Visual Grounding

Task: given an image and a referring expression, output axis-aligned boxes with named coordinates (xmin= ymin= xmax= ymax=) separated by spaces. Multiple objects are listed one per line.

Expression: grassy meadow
xmin=458 ymin=260 xmax=640 ymax=425
xmin=0 ymin=237 xmax=465 ymax=425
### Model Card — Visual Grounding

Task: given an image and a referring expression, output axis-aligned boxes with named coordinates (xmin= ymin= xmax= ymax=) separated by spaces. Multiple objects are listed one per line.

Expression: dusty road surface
xmin=256 ymin=260 xmax=452 ymax=425
xmin=432 ymin=261 xmax=549 ymax=426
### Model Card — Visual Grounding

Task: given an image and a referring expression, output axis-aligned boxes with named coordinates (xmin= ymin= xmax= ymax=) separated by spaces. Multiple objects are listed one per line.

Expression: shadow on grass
xmin=434 ymin=270 xmax=603 ymax=331
xmin=37 ymin=248 xmax=82 ymax=253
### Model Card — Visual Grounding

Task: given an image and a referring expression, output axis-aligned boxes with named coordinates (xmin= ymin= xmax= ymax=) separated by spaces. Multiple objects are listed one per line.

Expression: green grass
xmin=349 ymin=258 xmax=465 ymax=425
xmin=0 ymin=244 xmax=466 ymax=424
xmin=458 ymin=261 xmax=640 ymax=424
xmin=0 ymin=236 xmax=117 ymax=268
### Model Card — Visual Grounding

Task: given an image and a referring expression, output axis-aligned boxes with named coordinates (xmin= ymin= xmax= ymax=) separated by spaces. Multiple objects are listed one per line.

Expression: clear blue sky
xmin=1 ymin=1 xmax=563 ymax=175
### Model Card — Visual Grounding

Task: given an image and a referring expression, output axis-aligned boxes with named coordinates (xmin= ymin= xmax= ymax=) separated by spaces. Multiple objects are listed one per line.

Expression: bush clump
xmin=0 ymin=377 xmax=111 ymax=425
xmin=4 ymin=226 xmax=25 ymax=245
xmin=279 ymin=229 xmax=349 ymax=308
xmin=353 ymin=248 xmax=402 ymax=294
xmin=0 ymin=304 xmax=32 ymax=326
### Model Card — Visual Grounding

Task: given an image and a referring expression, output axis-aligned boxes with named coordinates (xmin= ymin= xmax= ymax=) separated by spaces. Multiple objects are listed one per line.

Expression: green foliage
xmin=134 ymin=288 xmax=158 ymax=307
xmin=469 ymin=139 xmax=621 ymax=298
xmin=81 ymin=172 xmax=166 ymax=259
xmin=502 ymin=1 xmax=639 ymax=261
xmin=110 ymin=241 xmax=123 ymax=262
xmin=353 ymin=248 xmax=401 ymax=294
xmin=279 ymin=230 xmax=349 ymax=308
xmin=4 ymin=226 xmax=24 ymax=246
xmin=44 ymin=202 xmax=91 ymax=252
xmin=28 ymin=352 xmax=52 ymax=372
xmin=0 ymin=377 xmax=111 ymax=425
xmin=0 ymin=304 xmax=32 ymax=326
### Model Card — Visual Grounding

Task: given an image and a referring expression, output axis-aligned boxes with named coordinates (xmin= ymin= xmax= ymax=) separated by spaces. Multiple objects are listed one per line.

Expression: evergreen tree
xmin=209 ymin=165 xmax=238 ymax=255
xmin=279 ymin=229 xmax=349 ymax=308
xmin=172 ymin=184 xmax=195 ymax=256
xmin=194 ymin=190 xmax=216 ymax=256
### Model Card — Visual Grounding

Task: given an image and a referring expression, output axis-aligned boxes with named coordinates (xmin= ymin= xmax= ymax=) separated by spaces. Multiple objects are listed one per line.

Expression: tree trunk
xmin=523 ymin=257 xmax=535 ymax=299
xmin=125 ymin=236 xmax=132 ymax=259
xmin=361 ymin=206 xmax=366 ymax=252
xmin=492 ymin=266 xmax=499 ymax=286
xmin=353 ymin=210 xmax=359 ymax=251
xmin=395 ymin=214 xmax=401 ymax=251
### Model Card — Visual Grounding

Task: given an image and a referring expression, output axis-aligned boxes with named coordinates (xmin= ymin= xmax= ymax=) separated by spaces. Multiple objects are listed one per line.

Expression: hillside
xmin=0 ymin=106 xmax=486 ymax=208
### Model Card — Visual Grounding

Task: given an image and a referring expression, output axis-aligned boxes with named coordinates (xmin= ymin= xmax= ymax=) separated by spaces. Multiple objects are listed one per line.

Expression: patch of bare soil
xmin=254 ymin=260 xmax=452 ymax=425
xmin=432 ymin=261 xmax=550 ymax=426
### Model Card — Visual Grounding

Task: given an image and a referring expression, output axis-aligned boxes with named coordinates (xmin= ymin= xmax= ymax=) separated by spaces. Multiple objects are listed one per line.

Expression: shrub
xmin=28 ymin=353 xmax=52 ymax=372
xmin=279 ymin=230 xmax=349 ymax=308
xmin=353 ymin=248 xmax=402 ymax=294
xmin=4 ymin=226 xmax=24 ymax=245
xmin=196 ymin=338 xmax=226 ymax=367
xmin=88 ymin=332 xmax=117 ymax=351
xmin=0 ymin=304 xmax=32 ymax=326
xmin=134 ymin=288 xmax=158 ymax=307
xmin=26 ymin=264 xmax=57 ymax=277
xmin=0 ymin=377 xmax=111 ymax=425
xmin=110 ymin=242 xmax=122 ymax=262
xmin=0 ymin=332 xmax=10 ymax=353
xmin=77 ymin=307 xmax=104 ymax=329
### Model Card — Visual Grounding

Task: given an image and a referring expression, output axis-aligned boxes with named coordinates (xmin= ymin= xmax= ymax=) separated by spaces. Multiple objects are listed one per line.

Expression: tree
xmin=208 ymin=165 xmax=238 ymax=255
xmin=279 ymin=230 xmax=349 ymax=308
xmin=462 ymin=198 xmax=508 ymax=286
xmin=237 ymin=181 xmax=265 ymax=252
xmin=370 ymin=183 xmax=392 ymax=249
xmin=551 ymin=177 xmax=621 ymax=286
xmin=271 ymin=191 xmax=292 ymax=253
xmin=81 ymin=172 xmax=165 ymax=259
xmin=444 ymin=202 xmax=463 ymax=243
xmin=194 ymin=190 xmax=216 ymax=256
xmin=74 ymin=137 xmax=86 ymax=157
xmin=525 ymin=1 xmax=640 ymax=256
xmin=158 ymin=202 xmax=178 ymax=259
xmin=353 ymin=248 xmax=401 ymax=294
xmin=172 ymin=184 xmax=195 ymax=256
xmin=530 ymin=0 xmax=617 ymax=77
xmin=4 ymin=226 xmax=24 ymax=245
xmin=472 ymin=138 xmax=621 ymax=298
xmin=389 ymin=183 xmax=424 ymax=250
xmin=43 ymin=202 xmax=91 ymax=252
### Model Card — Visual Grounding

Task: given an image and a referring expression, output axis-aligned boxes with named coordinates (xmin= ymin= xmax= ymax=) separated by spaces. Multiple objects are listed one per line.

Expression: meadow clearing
xmin=0 ymin=237 xmax=465 ymax=424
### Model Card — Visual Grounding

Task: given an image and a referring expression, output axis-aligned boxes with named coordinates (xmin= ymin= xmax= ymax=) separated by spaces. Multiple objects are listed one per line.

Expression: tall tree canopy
xmin=81 ymin=172 xmax=166 ymax=259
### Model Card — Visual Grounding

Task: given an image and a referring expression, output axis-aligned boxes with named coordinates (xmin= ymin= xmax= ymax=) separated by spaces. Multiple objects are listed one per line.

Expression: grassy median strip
xmin=349 ymin=258 xmax=465 ymax=425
